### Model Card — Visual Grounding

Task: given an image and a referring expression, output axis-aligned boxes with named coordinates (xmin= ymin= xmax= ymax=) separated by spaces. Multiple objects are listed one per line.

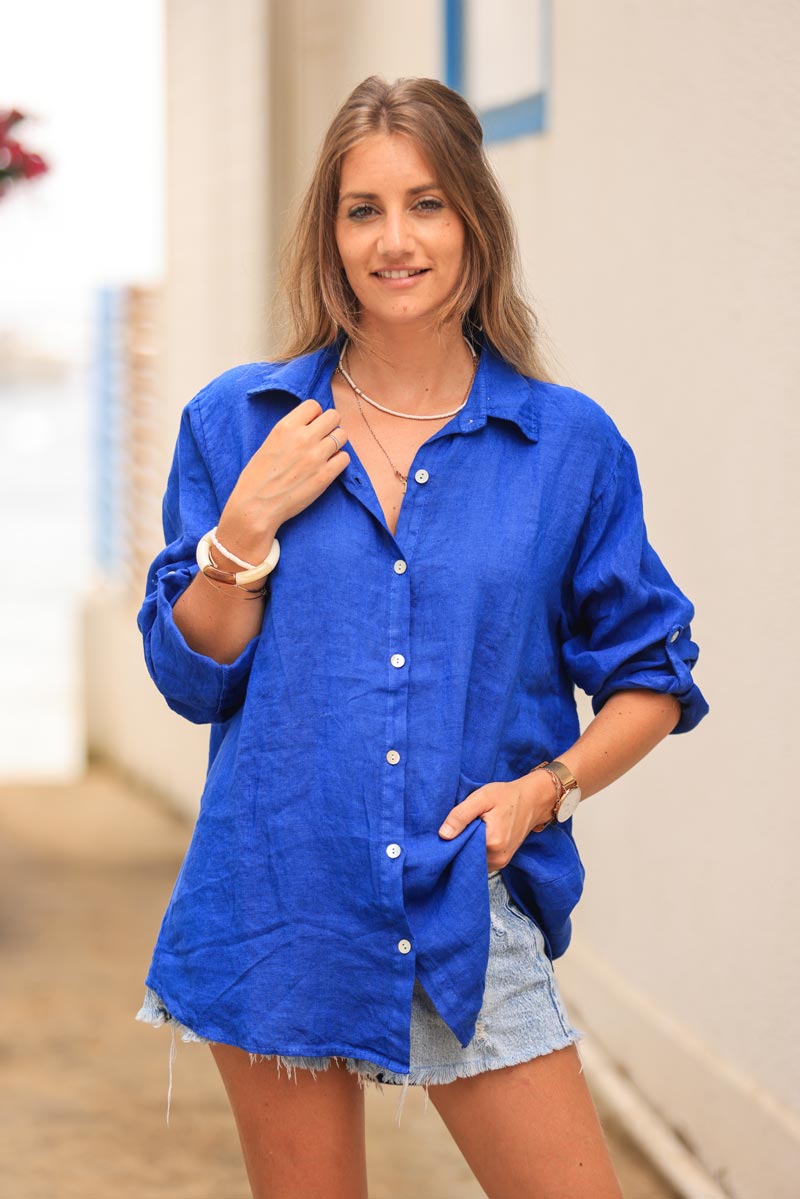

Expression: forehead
xmin=338 ymin=132 xmax=437 ymax=190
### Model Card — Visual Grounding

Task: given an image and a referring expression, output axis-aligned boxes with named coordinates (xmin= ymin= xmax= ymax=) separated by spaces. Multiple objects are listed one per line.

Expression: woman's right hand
xmin=215 ymin=399 xmax=350 ymax=565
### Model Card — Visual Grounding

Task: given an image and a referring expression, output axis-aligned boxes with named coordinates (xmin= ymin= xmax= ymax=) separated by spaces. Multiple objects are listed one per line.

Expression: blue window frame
xmin=444 ymin=0 xmax=551 ymax=143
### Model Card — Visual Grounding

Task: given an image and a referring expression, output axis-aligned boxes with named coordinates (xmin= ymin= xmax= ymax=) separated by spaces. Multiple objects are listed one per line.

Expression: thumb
xmin=439 ymin=795 xmax=482 ymax=839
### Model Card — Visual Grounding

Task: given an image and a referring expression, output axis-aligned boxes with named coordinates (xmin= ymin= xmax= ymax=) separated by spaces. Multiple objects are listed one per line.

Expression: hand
xmin=216 ymin=399 xmax=350 ymax=563
xmin=437 ymin=772 xmax=557 ymax=872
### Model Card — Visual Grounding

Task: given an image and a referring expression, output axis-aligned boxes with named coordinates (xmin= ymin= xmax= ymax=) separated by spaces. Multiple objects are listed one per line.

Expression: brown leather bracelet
xmin=200 ymin=571 xmax=268 ymax=600
xmin=201 ymin=548 xmax=268 ymax=598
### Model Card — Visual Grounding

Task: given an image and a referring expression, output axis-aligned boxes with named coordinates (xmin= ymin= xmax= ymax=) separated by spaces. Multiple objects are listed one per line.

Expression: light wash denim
xmin=136 ymin=870 xmax=584 ymax=1125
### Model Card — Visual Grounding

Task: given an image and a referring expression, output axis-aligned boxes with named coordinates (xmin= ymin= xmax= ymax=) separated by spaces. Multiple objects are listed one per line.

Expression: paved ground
xmin=0 ymin=762 xmax=680 ymax=1199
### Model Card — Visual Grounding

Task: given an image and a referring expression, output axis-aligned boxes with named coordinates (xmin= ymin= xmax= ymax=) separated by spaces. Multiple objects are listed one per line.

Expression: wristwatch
xmin=534 ymin=760 xmax=583 ymax=823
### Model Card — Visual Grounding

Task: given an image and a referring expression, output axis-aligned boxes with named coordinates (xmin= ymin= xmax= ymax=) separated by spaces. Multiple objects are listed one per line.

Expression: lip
xmin=371 ymin=268 xmax=430 ymax=288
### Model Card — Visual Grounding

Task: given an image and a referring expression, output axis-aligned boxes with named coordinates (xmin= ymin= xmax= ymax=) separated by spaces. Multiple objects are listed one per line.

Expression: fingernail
xmin=439 ymin=823 xmax=455 ymax=838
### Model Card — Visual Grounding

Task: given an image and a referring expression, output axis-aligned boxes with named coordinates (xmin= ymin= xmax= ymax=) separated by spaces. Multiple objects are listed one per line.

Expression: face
xmin=335 ymin=132 xmax=466 ymax=333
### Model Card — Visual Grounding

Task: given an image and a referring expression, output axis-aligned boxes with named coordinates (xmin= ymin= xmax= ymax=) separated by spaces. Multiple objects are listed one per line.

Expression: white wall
xmin=487 ymin=4 xmax=799 ymax=1195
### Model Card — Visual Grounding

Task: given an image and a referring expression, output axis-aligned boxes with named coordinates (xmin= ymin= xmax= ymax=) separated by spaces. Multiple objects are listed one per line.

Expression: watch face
xmin=557 ymin=787 xmax=582 ymax=822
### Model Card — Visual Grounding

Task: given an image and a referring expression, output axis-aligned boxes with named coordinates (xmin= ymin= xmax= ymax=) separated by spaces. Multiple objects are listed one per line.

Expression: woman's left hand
xmin=437 ymin=772 xmax=557 ymax=871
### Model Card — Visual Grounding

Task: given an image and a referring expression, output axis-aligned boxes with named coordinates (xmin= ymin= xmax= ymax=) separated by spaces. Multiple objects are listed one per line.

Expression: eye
xmin=415 ymin=197 xmax=445 ymax=212
xmin=347 ymin=203 xmax=377 ymax=220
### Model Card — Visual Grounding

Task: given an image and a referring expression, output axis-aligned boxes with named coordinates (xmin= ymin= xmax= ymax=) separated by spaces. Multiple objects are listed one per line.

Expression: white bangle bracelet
xmin=207 ymin=526 xmax=256 ymax=571
xmin=196 ymin=528 xmax=280 ymax=585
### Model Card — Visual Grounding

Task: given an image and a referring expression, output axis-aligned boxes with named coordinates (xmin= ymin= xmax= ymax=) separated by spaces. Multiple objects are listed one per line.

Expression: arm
xmin=139 ymin=389 xmax=350 ymax=721
xmin=439 ymin=428 xmax=707 ymax=858
xmin=170 ymin=396 xmax=350 ymax=667
xmin=439 ymin=688 xmax=681 ymax=856
xmin=519 ymin=686 xmax=681 ymax=830
xmin=544 ymin=687 xmax=681 ymax=802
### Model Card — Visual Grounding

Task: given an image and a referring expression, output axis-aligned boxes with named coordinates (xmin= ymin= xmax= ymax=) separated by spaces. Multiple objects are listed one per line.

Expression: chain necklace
xmin=350 ymin=381 xmax=409 ymax=492
xmin=336 ymin=336 xmax=478 ymax=420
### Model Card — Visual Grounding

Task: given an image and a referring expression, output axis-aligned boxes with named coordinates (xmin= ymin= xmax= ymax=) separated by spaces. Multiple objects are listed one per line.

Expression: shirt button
xmin=390 ymin=653 xmax=406 ymax=668
xmin=669 ymin=628 xmax=681 ymax=643
xmin=386 ymin=749 xmax=401 ymax=765
xmin=386 ymin=843 xmax=402 ymax=858
xmin=393 ymin=559 xmax=407 ymax=574
xmin=414 ymin=468 xmax=429 ymax=484
xmin=397 ymin=939 xmax=412 ymax=954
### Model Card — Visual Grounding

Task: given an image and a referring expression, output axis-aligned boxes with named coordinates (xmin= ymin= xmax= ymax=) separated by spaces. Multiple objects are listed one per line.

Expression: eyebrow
xmin=338 ymin=182 xmax=441 ymax=203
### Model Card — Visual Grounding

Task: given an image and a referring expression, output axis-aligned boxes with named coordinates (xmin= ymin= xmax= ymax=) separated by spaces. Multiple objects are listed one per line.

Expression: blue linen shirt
xmin=137 ymin=335 xmax=708 ymax=1074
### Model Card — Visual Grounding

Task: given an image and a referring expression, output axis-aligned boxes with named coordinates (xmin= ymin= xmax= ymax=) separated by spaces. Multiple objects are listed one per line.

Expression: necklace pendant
xmin=398 ymin=473 xmax=407 ymax=493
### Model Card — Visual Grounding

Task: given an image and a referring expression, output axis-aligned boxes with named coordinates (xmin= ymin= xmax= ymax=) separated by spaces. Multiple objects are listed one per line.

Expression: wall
xmin=86 ymin=0 xmax=274 ymax=810
xmin=487 ymin=4 xmax=799 ymax=1195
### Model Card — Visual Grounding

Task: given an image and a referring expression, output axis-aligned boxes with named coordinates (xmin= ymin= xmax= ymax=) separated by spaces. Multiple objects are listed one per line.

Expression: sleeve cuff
xmin=590 ymin=623 xmax=709 ymax=735
xmin=144 ymin=565 xmax=260 ymax=724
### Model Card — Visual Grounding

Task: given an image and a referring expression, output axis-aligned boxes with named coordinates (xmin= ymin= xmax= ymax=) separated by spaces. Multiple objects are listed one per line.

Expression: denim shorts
xmin=136 ymin=869 xmax=584 ymax=1124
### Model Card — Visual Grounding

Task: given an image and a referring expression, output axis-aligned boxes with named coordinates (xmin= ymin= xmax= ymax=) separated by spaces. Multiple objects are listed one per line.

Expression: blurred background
xmin=0 ymin=2 xmax=797 ymax=1197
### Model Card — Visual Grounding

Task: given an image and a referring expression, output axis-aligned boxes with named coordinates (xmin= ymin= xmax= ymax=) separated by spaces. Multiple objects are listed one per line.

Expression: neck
xmin=343 ymin=321 xmax=476 ymax=416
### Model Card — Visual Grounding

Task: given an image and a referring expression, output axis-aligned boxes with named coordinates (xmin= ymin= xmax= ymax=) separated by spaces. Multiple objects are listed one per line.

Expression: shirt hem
xmin=138 ymin=979 xmax=412 ymax=1076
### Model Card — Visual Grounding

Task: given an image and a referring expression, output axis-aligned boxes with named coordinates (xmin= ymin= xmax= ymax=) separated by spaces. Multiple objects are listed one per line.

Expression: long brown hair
xmin=274 ymin=75 xmax=553 ymax=380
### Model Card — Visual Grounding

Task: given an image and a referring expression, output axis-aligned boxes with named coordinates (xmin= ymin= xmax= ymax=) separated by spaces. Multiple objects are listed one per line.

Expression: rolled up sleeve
xmin=559 ymin=437 xmax=709 ymax=734
xmin=137 ymin=400 xmax=261 ymax=724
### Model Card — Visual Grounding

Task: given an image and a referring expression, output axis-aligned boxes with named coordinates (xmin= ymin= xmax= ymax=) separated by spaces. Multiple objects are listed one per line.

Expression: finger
xmin=321 ymin=426 xmax=349 ymax=459
xmin=438 ymin=795 xmax=485 ymax=838
xmin=311 ymin=406 xmax=346 ymax=434
xmin=283 ymin=397 xmax=324 ymax=426
xmin=323 ymin=447 xmax=350 ymax=480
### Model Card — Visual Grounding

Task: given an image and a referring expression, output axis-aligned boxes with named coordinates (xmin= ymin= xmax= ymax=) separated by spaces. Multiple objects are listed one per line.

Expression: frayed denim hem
xmin=136 ymin=984 xmax=584 ymax=1128
xmin=136 ymin=984 xmax=213 ymax=1045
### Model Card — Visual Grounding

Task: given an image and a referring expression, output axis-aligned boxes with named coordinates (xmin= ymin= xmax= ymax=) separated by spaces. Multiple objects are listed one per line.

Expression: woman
xmin=136 ymin=76 xmax=708 ymax=1199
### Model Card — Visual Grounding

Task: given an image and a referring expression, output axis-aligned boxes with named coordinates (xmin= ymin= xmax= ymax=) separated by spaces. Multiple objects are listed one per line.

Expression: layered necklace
xmin=336 ymin=336 xmax=479 ymax=493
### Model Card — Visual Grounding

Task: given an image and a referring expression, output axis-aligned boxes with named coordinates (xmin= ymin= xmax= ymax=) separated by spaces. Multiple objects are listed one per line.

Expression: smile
xmin=372 ymin=268 xmax=429 ymax=279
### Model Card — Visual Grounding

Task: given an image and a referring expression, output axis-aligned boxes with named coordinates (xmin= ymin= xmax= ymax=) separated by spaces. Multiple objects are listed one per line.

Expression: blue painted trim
xmin=444 ymin=0 xmax=464 ymax=92
xmin=442 ymin=0 xmax=550 ymax=143
xmin=479 ymin=93 xmax=545 ymax=144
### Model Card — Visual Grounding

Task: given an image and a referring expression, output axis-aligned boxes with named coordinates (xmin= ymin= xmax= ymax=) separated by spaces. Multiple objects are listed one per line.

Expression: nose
xmin=377 ymin=209 xmax=415 ymax=258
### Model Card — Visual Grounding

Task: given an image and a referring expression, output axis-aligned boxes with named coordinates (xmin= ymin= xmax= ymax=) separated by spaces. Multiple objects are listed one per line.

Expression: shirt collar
xmin=245 ymin=333 xmax=539 ymax=442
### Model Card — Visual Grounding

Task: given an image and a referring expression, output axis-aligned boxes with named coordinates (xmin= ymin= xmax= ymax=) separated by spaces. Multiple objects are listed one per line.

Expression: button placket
xmin=383 ymin=531 xmax=417 ymax=968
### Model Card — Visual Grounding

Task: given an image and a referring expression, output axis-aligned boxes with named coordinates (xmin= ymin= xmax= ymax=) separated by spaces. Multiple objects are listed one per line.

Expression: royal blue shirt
xmin=137 ymin=335 xmax=708 ymax=1074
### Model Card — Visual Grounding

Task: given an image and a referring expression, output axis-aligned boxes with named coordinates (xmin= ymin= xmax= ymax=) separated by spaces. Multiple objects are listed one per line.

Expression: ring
xmin=328 ymin=432 xmax=341 ymax=452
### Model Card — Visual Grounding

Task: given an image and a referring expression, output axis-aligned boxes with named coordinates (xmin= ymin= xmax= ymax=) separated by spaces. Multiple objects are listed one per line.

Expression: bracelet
xmin=197 ymin=526 xmax=280 ymax=585
xmin=531 ymin=761 xmax=562 ymax=827
xmin=200 ymin=572 xmax=268 ymax=600
xmin=534 ymin=761 xmax=565 ymax=804
xmin=208 ymin=528 xmax=256 ymax=571
xmin=207 ymin=547 xmax=269 ymax=596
